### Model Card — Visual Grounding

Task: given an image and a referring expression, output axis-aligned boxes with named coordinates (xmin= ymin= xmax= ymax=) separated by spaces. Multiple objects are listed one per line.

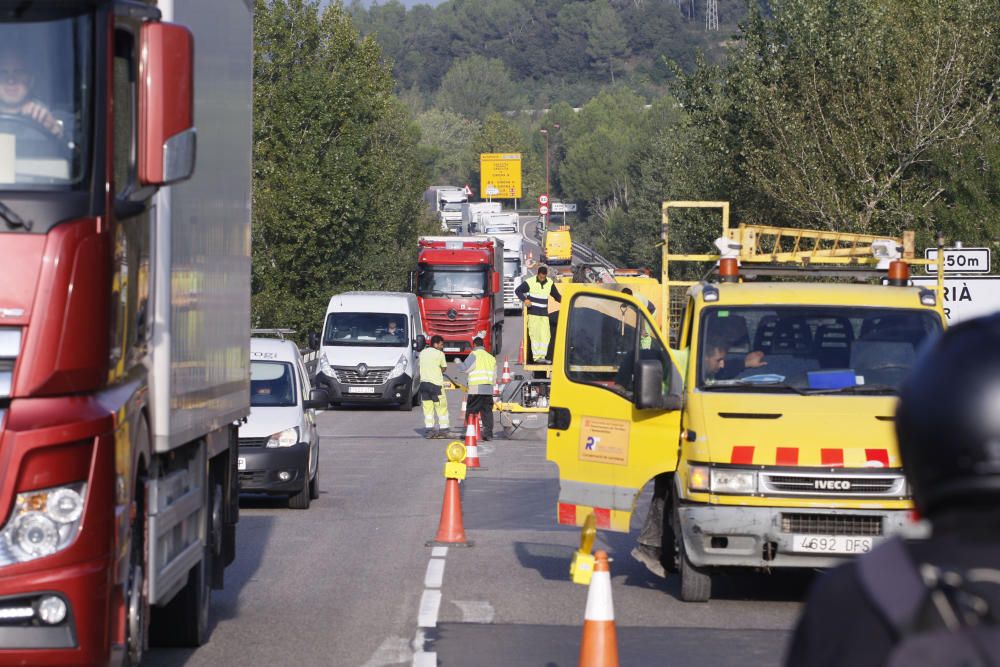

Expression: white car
xmin=239 ymin=337 xmax=327 ymax=509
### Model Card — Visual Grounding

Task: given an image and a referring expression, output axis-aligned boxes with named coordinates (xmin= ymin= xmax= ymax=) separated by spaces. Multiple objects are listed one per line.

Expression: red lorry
xmin=0 ymin=1 xmax=251 ymax=664
xmin=415 ymin=236 xmax=506 ymax=356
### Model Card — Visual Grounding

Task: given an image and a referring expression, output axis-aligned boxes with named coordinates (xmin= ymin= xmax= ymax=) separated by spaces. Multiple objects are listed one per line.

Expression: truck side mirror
xmin=308 ymin=331 xmax=320 ymax=351
xmin=138 ymin=22 xmax=196 ymax=186
xmin=636 ymin=359 xmax=672 ymax=411
xmin=408 ymin=270 xmax=416 ymax=293
xmin=414 ymin=334 xmax=426 ymax=351
xmin=491 ymin=272 xmax=501 ymax=293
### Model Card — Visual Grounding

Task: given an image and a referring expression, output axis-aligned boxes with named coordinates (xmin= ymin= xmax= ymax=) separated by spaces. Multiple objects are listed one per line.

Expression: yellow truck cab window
xmin=698 ymin=306 xmax=942 ymax=392
xmin=565 ymin=294 xmax=675 ymax=399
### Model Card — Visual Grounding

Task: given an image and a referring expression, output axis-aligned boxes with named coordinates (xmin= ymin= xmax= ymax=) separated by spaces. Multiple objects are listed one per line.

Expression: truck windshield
xmin=441 ymin=203 xmax=463 ymax=212
xmin=417 ymin=265 xmax=487 ymax=297
xmin=697 ymin=306 xmax=942 ymax=393
xmin=0 ymin=12 xmax=91 ymax=190
xmin=251 ymin=361 xmax=297 ymax=407
xmin=323 ymin=312 xmax=409 ymax=347
xmin=503 ymin=258 xmax=521 ymax=277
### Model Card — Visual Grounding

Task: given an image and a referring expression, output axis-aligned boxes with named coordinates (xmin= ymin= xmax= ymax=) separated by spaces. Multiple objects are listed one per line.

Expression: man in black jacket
xmin=785 ymin=314 xmax=1000 ymax=666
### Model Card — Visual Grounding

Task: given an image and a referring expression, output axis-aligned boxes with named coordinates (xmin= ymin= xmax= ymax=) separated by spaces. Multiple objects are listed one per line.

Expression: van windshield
xmin=251 ymin=361 xmax=297 ymax=407
xmin=323 ymin=312 xmax=409 ymax=347
xmin=697 ymin=306 xmax=942 ymax=393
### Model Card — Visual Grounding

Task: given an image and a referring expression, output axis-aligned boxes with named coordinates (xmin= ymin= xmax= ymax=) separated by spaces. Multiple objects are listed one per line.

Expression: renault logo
xmin=357 ymin=363 xmax=368 ymax=376
xmin=814 ymin=479 xmax=851 ymax=491
xmin=447 ymin=309 xmax=457 ymax=320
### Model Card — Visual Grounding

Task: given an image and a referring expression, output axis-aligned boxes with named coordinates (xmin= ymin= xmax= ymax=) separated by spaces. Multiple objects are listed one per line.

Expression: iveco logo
xmin=447 ymin=309 xmax=457 ymax=320
xmin=356 ymin=363 xmax=368 ymax=376
xmin=0 ymin=308 xmax=25 ymax=319
xmin=814 ymin=479 xmax=851 ymax=491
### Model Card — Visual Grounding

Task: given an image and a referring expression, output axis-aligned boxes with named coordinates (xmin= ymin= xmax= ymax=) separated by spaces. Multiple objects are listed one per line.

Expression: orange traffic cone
xmin=579 ymin=550 xmax=618 ymax=667
xmin=474 ymin=413 xmax=482 ymax=442
xmin=518 ymin=335 xmax=525 ymax=365
xmin=426 ymin=477 xmax=472 ymax=547
xmin=464 ymin=415 xmax=483 ymax=470
xmin=501 ymin=356 xmax=512 ymax=384
xmin=493 ymin=382 xmax=501 ymax=403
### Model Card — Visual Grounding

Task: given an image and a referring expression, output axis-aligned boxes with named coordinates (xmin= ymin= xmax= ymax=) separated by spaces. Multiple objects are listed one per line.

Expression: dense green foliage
xmin=252 ymin=0 xmax=433 ymax=336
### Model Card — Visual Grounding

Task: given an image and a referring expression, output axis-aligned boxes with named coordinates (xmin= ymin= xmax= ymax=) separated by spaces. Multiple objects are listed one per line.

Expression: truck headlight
xmin=688 ymin=465 xmax=710 ymax=492
xmin=711 ymin=469 xmax=756 ymax=494
xmin=319 ymin=354 xmax=334 ymax=376
xmin=1 ymin=483 xmax=87 ymax=564
xmin=388 ymin=354 xmax=408 ymax=379
xmin=266 ymin=427 xmax=300 ymax=448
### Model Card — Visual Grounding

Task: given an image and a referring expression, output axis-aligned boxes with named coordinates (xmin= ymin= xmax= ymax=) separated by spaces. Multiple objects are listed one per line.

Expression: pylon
xmin=464 ymin=415 xmax=483 ymax=469
xmin=493 ymin=382 xmax=501 ymax=403
xmin=579 ymin=550 xmax=618 ymax=667
xmin=518 ymin=335 xmax=525 ymax=365
xmin=501 ymin=356 xmax=512 ymax=384
xmin=426 ymin=477 xmax=472 ymax=547
xmin=474 ymin=413 xmax=482 ymax=442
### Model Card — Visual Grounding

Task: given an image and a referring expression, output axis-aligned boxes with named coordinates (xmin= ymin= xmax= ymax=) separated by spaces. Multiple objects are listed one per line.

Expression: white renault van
xmin=314 ymin=292 xmax=425 ymax=410
xmin=239 ymin=337 xmax=327 ymax=509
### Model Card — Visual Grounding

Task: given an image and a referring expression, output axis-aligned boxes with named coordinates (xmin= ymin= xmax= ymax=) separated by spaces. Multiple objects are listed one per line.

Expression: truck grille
xmin=504 ymin=278 xmax=516 ymax=305
xmin=333 ymin=366 xmax=391 ymax=385
xmin=760 ymin=471 xmax=905 ymax=497
xmin=781 ymin=513 xmax=883 ymax=536
xmin=426 ymin=310 xmax=478 ymax=335
xmin=239 ymin=437 xmax=268 ymax=448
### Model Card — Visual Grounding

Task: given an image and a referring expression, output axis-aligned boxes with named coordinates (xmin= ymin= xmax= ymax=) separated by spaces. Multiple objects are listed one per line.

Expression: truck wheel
xmin=674 ymin=508 xmax=711 ymax=602
xmin=150 ymin=555 xmax=210 ymax=646
xmin=124 ymin=503 xmax=147 ymax=666
xmin=289 ymin=476 xmax=311 ymax=510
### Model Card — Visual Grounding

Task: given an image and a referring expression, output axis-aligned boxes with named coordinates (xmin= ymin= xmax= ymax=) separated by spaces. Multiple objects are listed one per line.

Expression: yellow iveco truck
xmin=546 ymin=202 xmax=947 ymax=601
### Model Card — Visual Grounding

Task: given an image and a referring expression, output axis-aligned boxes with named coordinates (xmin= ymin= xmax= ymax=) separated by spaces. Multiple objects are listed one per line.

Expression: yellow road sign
xmin=480 ymin=153 xmax=522 ymax=199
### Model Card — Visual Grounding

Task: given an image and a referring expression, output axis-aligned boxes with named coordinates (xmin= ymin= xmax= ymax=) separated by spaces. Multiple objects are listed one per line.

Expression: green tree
xmin=252 ymin=0 xmax=428 ymax=336
xmin=586 ymin=0 xmax=629 ymax=84
xmin=415 ymin=108 xmax=481 ymax=184
xmin=435 ymin=55 xmax=524 ymax=120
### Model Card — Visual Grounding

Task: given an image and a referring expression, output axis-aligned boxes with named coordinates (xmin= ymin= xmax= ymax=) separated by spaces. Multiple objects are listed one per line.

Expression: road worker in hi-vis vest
xmin=458 ymin=336 xmax=497 ymax=440
xmin=515 ymin=265 xmax=562 ymax=363
xmin=418 ymin=335 xmax=450 ymax=438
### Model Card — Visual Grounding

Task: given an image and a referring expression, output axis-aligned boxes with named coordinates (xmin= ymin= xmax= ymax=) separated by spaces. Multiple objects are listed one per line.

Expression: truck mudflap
xmin=556 ymin=478 xmax=638 ymax=531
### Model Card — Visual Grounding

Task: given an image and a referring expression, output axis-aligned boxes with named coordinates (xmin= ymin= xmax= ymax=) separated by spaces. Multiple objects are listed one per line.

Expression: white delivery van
xmin=240 ymin=336 xmax=327 ymax=509
xmin=314 ymin=292 xmax=425 ymax=410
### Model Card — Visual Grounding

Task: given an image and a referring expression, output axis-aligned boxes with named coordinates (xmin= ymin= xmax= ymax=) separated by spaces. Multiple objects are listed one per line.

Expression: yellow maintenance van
xmin=546 ymin=201 xmax=947 ymax=601
xmin=543 ymin=226 xmax=573 ymax=265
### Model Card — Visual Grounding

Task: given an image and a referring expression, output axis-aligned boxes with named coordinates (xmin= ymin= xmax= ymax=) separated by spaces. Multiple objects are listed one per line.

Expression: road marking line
xmin=424 ymin=558 xmax=446 ymax=588
xmin=412 ymin=651 xmax=437 ymax=667
xmin=453 ymin=600 xmax=495 ymax=624
xmin=431 ymin=546 xmax=448 ymax=558
xmin=417 ymin=589 xmax=441 ymax=628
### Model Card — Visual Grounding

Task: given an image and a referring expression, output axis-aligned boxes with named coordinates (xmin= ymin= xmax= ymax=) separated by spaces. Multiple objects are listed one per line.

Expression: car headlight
xmin=710 ymin=469 xmax=756 ymax=494
xmin=319 ymin=354 xmax=333 ymax=376
xmin=266 ymin=427 xmax=300 ymax=448
xmin=388 ymin=354 xmax=408 ymax=379
xmin=1 ymin=483 xmax=87 ymax=564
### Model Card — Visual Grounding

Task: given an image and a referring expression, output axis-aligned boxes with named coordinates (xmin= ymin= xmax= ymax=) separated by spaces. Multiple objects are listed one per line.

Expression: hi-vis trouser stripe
xmin=728 ymin=446 xmax=894 ymax=467
xmin=422 ymin=391 xmax=449 ymax=429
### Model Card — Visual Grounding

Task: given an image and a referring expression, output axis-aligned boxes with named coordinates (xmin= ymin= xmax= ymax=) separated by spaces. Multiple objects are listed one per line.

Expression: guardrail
xmin=301 ymin=350 xmax=319 ymax=376
xmin=572 ymin=241 xmax=616 ymax=270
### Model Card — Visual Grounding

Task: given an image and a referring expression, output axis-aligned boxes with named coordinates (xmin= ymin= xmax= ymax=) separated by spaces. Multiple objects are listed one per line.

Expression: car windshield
xmin=323 ymin=312 xmax=409 ymax=347
xmin=0 ymin=12 xmax=91 ymax=189
xmin=250 ymin=361 xmax=297 ymax=407
xmin=417 ymin=265 xmax=488 ymax=297
xmin=697 ymin=306 xmax=942 ymax=393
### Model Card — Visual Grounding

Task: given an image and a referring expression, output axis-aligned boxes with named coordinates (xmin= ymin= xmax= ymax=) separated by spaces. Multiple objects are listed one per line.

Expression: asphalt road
xmin=144 ymin=227 xmax=808 ymax=667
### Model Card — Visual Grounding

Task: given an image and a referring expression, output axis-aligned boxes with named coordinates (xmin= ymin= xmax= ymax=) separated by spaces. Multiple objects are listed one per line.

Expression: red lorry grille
xmin=425 ymin=310 xmax=479 ymax=335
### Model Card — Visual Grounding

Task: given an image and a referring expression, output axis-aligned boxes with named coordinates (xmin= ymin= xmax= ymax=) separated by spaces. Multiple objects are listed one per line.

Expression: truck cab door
xmin=546 ymin=288 xmax=683 ymax=532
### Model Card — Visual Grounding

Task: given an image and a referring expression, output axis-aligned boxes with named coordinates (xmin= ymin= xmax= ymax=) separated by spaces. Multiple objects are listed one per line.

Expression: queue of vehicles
xmin=0 ymin=0 xmax=251 ymax=663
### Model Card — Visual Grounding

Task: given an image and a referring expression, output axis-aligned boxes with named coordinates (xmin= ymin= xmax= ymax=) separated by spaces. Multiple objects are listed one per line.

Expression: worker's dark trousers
xmin=466 ymin=394 xmax=494 ymax=439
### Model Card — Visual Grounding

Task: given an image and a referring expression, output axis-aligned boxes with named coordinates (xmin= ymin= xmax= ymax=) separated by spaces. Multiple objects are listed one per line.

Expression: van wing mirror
xmin=304 ymin=388 xmax=329 ymax=410
xmin=635 ymin=359 xmax=676 ymax=411
xmin=139 ymin=22 xmax=196 ymax=186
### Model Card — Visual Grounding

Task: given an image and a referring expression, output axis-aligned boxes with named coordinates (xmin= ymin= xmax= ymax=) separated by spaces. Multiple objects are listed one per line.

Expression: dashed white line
xmin=431 ymin=546 xmax=448 ymax=558
xmin=424 ymin=558 xmax=446 ymax=588
xmin=417 ymin=589 xmax=442 ymax=628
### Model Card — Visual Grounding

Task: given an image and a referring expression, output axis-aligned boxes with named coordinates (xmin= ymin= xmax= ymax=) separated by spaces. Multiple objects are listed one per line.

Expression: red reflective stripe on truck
xmin=775 ymin=447 xmax=799 ymax=466
xmin=866 ymin=448 xmax=890 ymax=468
xmin=593 ymin=508 xmax=611 ymax=529
xmin=730 ymin=446 xmax=755 ymax=465
xmin=558 ymin=502 xmax=577 ymax=525
xmin=821 ymin=449 xmax=845 ymax=467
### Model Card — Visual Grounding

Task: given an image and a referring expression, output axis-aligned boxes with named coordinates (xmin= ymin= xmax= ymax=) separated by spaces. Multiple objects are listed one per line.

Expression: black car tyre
xmin=289 ymin=475 xmax=311 ymax=510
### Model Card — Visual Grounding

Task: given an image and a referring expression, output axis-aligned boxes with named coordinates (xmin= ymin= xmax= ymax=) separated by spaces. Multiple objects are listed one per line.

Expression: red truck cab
xmin=415 ymin=236 xmax=505 ymax=356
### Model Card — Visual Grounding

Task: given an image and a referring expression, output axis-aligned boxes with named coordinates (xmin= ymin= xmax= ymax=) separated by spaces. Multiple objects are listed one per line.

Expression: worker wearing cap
xmin=459 ymin=336 xmax=496 ymax=440
xmin=418 ymin=335 xmax=450 ymax=438
xmin=515 ymin=265 xmax=561 ymax=363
